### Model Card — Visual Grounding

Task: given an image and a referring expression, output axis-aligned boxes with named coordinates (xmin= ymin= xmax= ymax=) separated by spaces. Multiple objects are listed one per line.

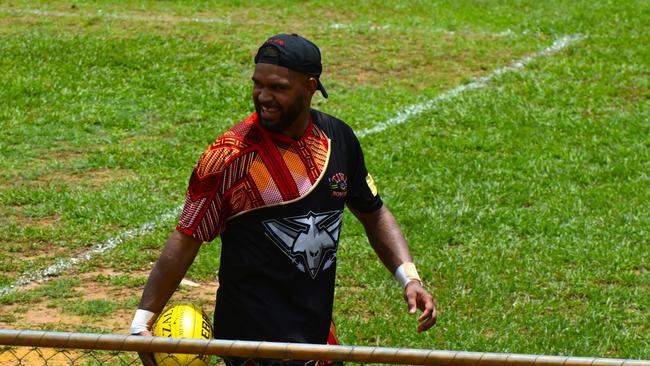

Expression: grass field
xmin=0 ymin=0 xmax=648 ymax=363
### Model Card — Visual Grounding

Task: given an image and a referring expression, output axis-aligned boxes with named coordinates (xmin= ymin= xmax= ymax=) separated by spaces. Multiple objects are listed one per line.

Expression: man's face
xmin=252 ymin=63 xmax=311 ymax=135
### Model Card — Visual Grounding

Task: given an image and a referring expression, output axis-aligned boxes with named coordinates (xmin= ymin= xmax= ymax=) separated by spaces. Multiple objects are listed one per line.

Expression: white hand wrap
xmin=130 ymin=309 xmax=158 ymax=335
xmin=394 ymin=262 xmax=422 ymax=289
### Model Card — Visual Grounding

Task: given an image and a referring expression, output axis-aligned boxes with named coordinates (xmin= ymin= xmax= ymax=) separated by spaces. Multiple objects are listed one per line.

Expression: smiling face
xmin=252 ymin=63 xmax=317 ymax=138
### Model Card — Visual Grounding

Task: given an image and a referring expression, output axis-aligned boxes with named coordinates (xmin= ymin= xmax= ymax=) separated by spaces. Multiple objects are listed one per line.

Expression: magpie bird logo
xmin=263 ymin=210 xmax=343 ymax=279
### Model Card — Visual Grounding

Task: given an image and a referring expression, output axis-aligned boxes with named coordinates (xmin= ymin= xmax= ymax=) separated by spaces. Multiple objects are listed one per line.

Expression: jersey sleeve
xmin=345 ymin=130 xmax=383 ymax=213
xmin=176 ymin=144 xmax=242 ymax=242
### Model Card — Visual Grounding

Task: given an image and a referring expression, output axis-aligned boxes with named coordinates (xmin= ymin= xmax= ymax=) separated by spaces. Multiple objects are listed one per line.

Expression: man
xmin=131 ymin=33 xmax=436 ymax=366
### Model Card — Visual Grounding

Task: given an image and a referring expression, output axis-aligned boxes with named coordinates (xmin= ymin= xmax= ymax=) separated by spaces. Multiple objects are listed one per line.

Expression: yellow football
xmin=152 ymin=303 xmax=213 ymax=366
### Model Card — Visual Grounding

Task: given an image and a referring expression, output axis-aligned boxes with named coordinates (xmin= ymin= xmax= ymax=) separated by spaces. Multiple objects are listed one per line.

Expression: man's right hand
xmin=132 ymin=230 xmax=203 ymax=366
xmin=135 ymin=331 xmax=157 ymax=366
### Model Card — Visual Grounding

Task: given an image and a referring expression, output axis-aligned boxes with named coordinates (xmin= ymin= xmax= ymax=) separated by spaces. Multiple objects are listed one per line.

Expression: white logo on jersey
xmin=263 ymin=210 xmax=343 ymax=279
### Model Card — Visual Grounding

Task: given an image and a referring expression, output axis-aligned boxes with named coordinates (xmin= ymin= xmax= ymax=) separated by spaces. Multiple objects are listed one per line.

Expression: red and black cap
xmin=254 ymin=33 xmax=328 ymax=98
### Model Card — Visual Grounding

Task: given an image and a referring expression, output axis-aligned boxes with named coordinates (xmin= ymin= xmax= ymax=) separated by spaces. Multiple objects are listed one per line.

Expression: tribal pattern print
xmin=177 ymin=113 xmax=330 ymax=242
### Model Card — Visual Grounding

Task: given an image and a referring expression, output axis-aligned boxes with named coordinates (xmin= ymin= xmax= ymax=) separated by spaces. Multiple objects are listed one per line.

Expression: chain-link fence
xmin=1 ymin=329 xmax=650 ymax=366
xmin=0 ymin=347 xmax=343 ymax=366
xmin=0 ymin=346 xmax=141 ymax=365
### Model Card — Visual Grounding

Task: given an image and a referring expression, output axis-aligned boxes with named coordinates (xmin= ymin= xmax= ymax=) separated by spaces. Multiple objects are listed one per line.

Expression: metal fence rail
xmin=1 ymin=329 xmax=649 ymax=366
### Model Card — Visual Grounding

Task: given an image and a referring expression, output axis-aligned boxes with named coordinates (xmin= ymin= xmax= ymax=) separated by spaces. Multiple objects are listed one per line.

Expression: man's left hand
xmin=404 ymin=281 xmax=437 ymax=332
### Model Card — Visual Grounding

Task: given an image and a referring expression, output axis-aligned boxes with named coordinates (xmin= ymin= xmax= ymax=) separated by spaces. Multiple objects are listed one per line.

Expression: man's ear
xmin=306 ymin=77 xmax=318 ymax=96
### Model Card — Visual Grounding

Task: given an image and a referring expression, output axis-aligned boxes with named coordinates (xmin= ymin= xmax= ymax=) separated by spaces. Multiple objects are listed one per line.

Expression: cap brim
xmin=317 ymin=80 xmax=328 ymax=99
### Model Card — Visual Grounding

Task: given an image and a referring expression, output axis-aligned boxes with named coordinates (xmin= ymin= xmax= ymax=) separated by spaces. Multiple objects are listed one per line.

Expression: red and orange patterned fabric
xmin=177 ymin=112 xmax=330 ymax=242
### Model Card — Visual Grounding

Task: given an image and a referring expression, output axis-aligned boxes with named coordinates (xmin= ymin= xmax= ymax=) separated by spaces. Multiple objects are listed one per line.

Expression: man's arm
xmin=138 ymin=229 xmax=202 ymax=312
xmin=349 ymin=205 xmax=437 ymax=332
xmin=132 ymin=229 xmax=202 ymax=366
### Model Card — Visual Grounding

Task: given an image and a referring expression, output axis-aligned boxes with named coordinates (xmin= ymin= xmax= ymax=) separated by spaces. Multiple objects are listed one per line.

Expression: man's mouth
xmin=261 ymin=106 xmax=281 ymax=121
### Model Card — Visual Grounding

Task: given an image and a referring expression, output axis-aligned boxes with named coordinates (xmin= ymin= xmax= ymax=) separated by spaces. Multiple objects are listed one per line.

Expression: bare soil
xmin=0 ymin=268 xmax=218 ymax=335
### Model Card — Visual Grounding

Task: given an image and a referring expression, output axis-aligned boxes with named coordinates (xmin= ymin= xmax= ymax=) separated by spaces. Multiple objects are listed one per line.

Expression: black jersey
xmin=177 ymin=109 xmax=382 ymax=344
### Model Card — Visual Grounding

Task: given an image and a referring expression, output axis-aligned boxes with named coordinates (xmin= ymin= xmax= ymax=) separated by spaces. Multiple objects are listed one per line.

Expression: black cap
xmin=254 ymin=33 xmax=328 ymax=98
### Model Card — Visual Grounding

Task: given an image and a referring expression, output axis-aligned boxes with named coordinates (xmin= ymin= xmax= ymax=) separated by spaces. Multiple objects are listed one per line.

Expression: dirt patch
xmin=482 ymin=328 xmax=496 ymax=337
xmin=2 ymin=240 xmax=67 ymax=265
xmin=0 ymin=13 xmax=42 ymax=32
xmin=35 ymin=168 xmax=137 ymax=189
xmin=323 ymin=31 xmax=522 ymax=90
xmin=121 ymin=133 xmax=173 ymax=145
xmin=8 ymin=2 xmax=360 ymax=28
xmin=0 ymin=346 xmax=87 ymax=366
xmin=16 ymin=149 xmax=85 ymax=171
xmin=8 ymin=209 xmax=61 ymax=229
xmin=21 ymin=304 xmax=84 ymax=329
xmin=48 ymin=150 xmax=87 ymax=162
xmin=621 ymin=85 xmax=649 ymax=104
xmin=1 ymin=267 xmax=219 ymax=335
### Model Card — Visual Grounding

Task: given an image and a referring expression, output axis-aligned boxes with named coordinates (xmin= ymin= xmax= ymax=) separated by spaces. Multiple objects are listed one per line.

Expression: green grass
xmin=63 ymin=299 xmax=117 ymax=317
xmin=92 ymin=273 xmax=147 ymax=288
xmin=0 ymin=0 xmax=648 ymax=362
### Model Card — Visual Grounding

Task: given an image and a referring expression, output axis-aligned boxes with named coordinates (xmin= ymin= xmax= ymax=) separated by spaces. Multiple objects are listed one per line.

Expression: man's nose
xmin=257 ymin=88 xmax=272 ymax=103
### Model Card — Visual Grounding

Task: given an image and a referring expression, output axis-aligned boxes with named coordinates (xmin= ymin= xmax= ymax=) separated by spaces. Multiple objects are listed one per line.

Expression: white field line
xmin=0 ymin=34 xmax=582 ymax=296
xmin=0 ymin=8 xmax=231 ymax=24
xmin=328 ymin=23 xmax=534 ymax=38
xmin=0 ymin=205 xmax=183 ymax=296
xmin=356 ymin=34 xmax=583 ymax=138
xmin=1 ymin=7 xmax=532 ymax=38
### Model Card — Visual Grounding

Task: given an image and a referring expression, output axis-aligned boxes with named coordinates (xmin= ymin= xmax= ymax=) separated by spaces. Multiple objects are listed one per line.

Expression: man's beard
xmin=256 ymin=96 xmax=304 ymax=134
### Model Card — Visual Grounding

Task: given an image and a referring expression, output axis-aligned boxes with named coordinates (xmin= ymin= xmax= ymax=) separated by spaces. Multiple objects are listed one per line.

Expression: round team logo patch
xmin=329 ymin=173 xmax=348 ymax=198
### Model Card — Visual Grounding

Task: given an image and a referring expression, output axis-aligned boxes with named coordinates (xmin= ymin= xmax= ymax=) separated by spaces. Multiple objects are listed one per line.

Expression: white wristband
xmin=394 ymin=262 xmax=421 ymax=289
xmin=130 ymin=309 xmax=158 ymax=335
